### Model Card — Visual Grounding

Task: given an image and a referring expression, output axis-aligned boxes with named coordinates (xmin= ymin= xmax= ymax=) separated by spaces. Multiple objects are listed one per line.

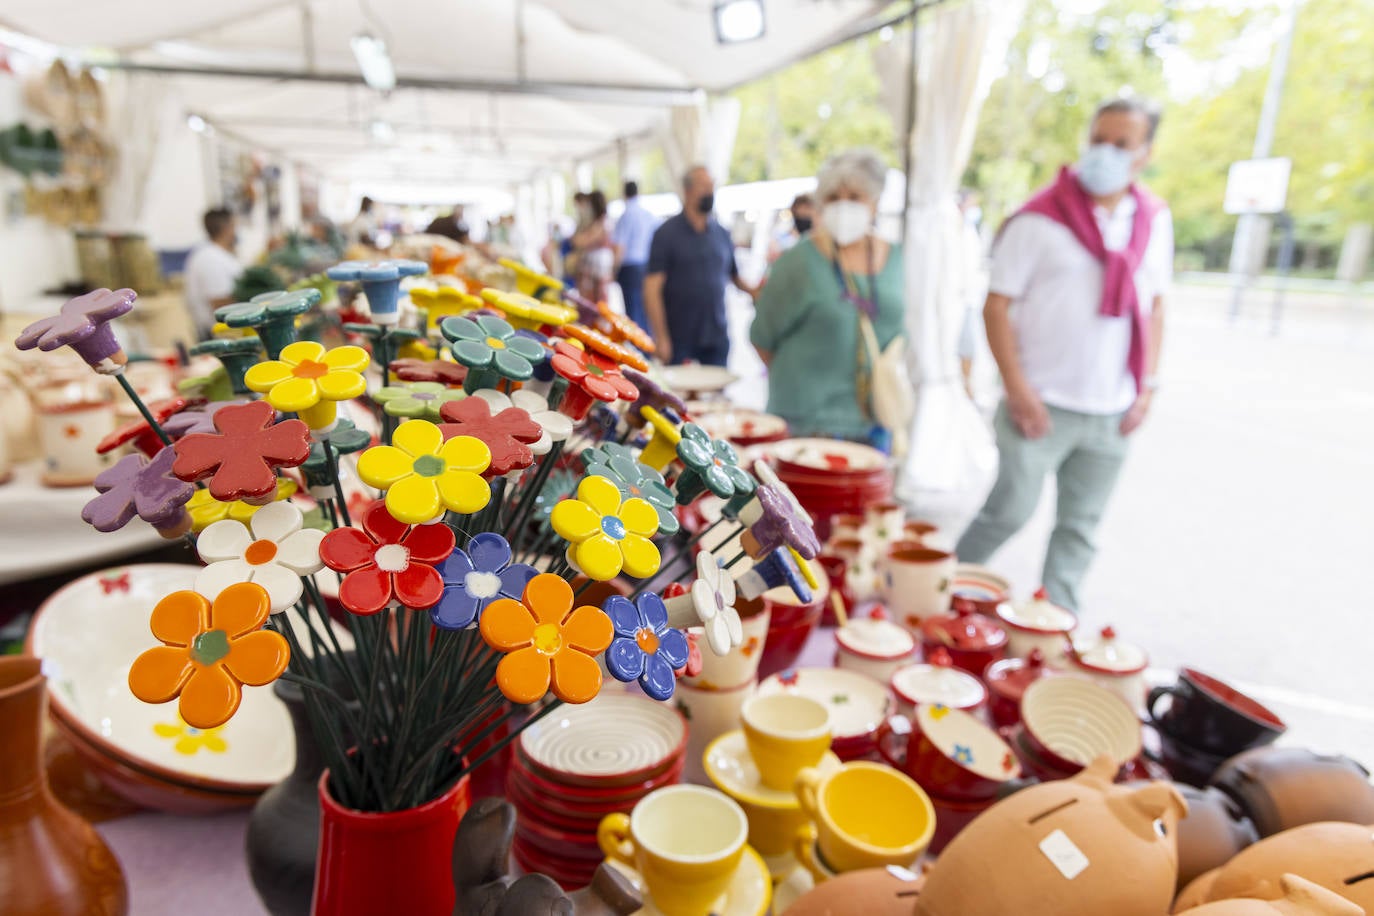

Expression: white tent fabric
xmin=883 ymin=0 xmax=1025 ymax=497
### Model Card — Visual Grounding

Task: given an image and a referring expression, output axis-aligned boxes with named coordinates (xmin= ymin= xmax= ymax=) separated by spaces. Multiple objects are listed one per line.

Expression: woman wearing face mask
xmin=570 ymin=189 xmax=617 ymax=302
xmin=750 ymin=149 xmax=904 ymax=442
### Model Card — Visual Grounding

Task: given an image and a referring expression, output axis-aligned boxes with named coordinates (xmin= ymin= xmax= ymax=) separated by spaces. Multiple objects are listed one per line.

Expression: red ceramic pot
xmin=756 ymin=593 xmax=824 ymax=681
xmin=948 ymin=564 xmax=1011 ymax=616
xmin=312 ymin=769 xmax=471 ymax=916
xmin=877 ymin=705 xmax=1021 ymax=802
xmin=920 ymin=605 xmax=1008 ymax=677
xmin=983 ymin=650 xmax=1054 ymax=728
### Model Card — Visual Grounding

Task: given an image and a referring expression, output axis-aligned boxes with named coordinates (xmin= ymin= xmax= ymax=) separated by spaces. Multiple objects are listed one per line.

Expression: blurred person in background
xmin=425 ymin=206 xmax=470 ymax=244
xmin=184 ymin=207 xmax=242 ymax=339
xmin=613 ymin=180 xmax=657 ymax=330
xmin=571 ymin=189 xmax=616 ymax=303
xmin=347 ymin=196 xmax=379 ymax=247
xmin=955 ymin=98 xmax=1173 ymax=612
xmin=750 ymin=150 xmax=903 ymax=442
xmin=769 ymin=193 xmax=816 ymax=261
xmin=645 ymin=166 xmax=756 ymax=366
xmin=560 ymin=191 xmax=591 ymax=285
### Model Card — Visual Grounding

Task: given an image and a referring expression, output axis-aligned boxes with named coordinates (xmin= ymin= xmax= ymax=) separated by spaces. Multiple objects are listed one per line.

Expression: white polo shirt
xmin=989 ymin=196 xmax=1173 ymax=415
xmin=183 ymin=242 xmax=242 ymax=333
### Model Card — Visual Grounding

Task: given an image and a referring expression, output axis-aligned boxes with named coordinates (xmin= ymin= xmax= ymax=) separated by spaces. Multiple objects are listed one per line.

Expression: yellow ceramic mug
xmin=793 ymin=822 xmax=838 ymax=884
xmin=740 ymin=693 xmax=831 ymax=791
xmin=795 ymin=761 xmax=936 ymax=873
xmin=598 ymin=785 xmax=748 ymax=916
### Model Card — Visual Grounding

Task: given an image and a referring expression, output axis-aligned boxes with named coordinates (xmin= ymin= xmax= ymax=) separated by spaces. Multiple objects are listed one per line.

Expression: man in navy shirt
xmin=645 ymin=166 xmax=756 ymax=365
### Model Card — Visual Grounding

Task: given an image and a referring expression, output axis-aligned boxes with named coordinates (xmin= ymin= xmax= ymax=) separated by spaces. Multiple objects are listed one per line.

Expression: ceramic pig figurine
xmin=451 ymin=797 xmax=641 ymax=916
xmin=783 ymin=865 xmax=926 ymax=916
xmin=1177 ymin=875 xmax=1364 ymax=915
xmin=913 ymin=756 xmax=1187 ymax=916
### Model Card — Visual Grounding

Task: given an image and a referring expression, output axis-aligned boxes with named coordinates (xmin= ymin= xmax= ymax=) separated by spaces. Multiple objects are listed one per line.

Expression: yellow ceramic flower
xmin=497 ymin=258 xmax=566 ymax=303
xmin=396 ymin=337 xmax=438 ymax=361
xmin=356 ymin=419 xmax=492 ymax=524
xmin=638 ymin=406 xmax=684 ymax=472
xmin=186 ymin=478 xmax=299 ymax=533
xmin=153 ymin=717 xmax=229 ymax=755
xmin=479 ymin=288 xmax=576 ymax=331
xmin=244 ymin=340 xmax=370 ymax=431
xmin=212 ymin=322 xmax=258 ymax=340
xmin=550 ymin=475 xmax=661 ymax=581
xmin=410 ymin=286 xmax=483 ymax=335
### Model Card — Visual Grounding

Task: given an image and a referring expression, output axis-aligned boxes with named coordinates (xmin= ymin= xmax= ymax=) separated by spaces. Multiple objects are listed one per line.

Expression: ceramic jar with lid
xmin=1068 ymin=626 xmax=1149 ymax=712
xmin=983 ymin=649 xmax=1054 ymax=728
xmin=889 ymin=648 xmax=987 ymax=718
xmin=993 ymin=587 xmax=1077 ymax=662
xmin=835 ymin=608 xmax=916 ymax=685
xmin=919 ymin=605 xmax=1007 ymax=677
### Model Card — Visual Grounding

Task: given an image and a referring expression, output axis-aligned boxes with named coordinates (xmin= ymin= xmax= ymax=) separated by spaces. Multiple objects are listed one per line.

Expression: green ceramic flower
xmin=216 ymin=289 xmax=320 ymax=359
xmin=300 ymin=418 xmax=372 ymax=490
xmin=581 ymin=445 xmax=680 ymax=537
xmin=674 ymin=423 xmax=756 ymax=506
xmin=440 ymin=314 xmax=547 ymax=392
xmin=189 ymin=337 xmax=265 ymax=396
xmin=370 ymin=381 xmax=465 ymax=420
xmin=178 ymin=366 xmax=236 ymax=403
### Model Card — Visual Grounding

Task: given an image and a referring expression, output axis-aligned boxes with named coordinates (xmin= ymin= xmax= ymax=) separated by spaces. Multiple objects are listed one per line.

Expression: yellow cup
xmin=598 ymin=785 xmax=748 ymax=916
xmin=740 ymin=693 xmax=831 ymax=791
xmin=795 ymin=761 xmax=935 ymax=874
xmin=793 ymin=822 xmax=838 ymax=885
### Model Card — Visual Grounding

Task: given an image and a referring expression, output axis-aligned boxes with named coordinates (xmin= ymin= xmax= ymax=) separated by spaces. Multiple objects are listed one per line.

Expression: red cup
xmin=877 ymin=707 xmax=1021 ymax=802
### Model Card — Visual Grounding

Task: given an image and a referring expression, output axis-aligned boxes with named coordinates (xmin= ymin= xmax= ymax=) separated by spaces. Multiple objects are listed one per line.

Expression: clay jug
xmin=0 ymin=656 xmax=128 ymax=915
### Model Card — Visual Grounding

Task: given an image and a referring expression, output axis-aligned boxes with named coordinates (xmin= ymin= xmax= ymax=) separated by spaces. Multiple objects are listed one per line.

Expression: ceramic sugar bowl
xmin=919 ymin=605 xmax=1008 ymax=677
xmin=994 ymin=587 xmax=1077 ymax=662
xmin=835 ymin=608 xmax=917 ymax=685
xmin=889 ymin=648 xmax=987 ymax=718
xmin=984 ymin=649 xmax=1055 ymax=728
xmin=1067 ymin=626 xmax=1149 ymax=712
xmin=33 ymin=379 xmax=118 ymax=487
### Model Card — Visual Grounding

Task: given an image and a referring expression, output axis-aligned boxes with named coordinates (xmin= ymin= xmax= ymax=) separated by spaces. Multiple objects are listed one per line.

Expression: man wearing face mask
xmin=644 ymin=166 xmax=757 ymax=365
xmin=955 ymin=98 xmax=1174 ymax=612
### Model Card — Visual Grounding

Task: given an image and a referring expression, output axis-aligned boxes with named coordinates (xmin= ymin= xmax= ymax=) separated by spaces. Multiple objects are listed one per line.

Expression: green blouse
xmin=749 ymin=238 xmax=906 ymax=439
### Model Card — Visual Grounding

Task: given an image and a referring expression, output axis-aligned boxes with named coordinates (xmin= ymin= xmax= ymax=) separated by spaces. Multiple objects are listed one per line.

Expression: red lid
xmin=984 ymin=649 xmax=1051 ymax=703
xmin=921 ymin=605 xmax=1008 ymax=652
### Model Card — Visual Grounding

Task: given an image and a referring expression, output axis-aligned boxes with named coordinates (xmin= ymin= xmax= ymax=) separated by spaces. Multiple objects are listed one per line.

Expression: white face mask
xmin=1076 ymin=143 xmax=1141 ymax=196
xmin=821 ymin=200 xmax=872 ymax=246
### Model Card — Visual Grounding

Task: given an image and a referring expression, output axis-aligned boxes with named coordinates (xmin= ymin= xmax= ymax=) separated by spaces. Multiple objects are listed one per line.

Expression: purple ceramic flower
xmin=81 ymin=447 xmax=195 ymax=533
xmin=623 ymin=367 xmax=687 ymax=423
xmin=430 ymin=533 xmax=538 ymax=630
xmin=745 ymin=484 xmax=820 ymax=560
xmin=15 ymin=288 xmax=136 ymax=373
xmin=562 ymin=288 xmax=602 ymax=325
xmin=162 ymin=401 xmax=245 ymax=439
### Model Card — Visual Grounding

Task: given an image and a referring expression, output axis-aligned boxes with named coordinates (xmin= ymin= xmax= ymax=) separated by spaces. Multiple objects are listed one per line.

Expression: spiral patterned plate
xmin=519 ymin=691 xmax=687 ymax=787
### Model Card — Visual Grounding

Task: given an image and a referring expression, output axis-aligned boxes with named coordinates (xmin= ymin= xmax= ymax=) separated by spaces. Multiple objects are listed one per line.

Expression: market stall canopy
xmin=3 ymin=0 xmax=891 ymax=184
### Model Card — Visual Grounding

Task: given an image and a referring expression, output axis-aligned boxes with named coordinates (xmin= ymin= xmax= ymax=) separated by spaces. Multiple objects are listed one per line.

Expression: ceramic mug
xmin=598 ymin=785 xmax=747 ymax=916
xmin=682 ymin=607 xmax=770 ymax=690
xmin=793 ymin=822 xmax=838 ymax=884
xmin=740 ymin=693 xmax=831 ymax=791
xmin=1147 ymin=667 xmax=1286 ymax=758
xmin=877 ymin=705 xmax=1022 ymax=802
xmin=879 ymin=546 xmax=955 ymax=634
xmin=37 ymin=398 xmax=117 ymax=487
xmin=794 ymin=761 xmax=935 ymax=874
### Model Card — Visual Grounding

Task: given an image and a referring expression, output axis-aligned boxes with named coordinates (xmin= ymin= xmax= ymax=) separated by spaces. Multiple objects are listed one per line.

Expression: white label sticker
xmin=1039 ymin=829 xmax=1090 ymax=880
xmin=886 ymin=865 xmax=919 ymax=883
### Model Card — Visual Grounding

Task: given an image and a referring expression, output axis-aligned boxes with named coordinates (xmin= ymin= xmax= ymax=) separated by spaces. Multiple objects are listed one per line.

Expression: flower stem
xmin=322 ymin=437 xmax=352 ymax=528
xmin=114 ymin=372 xmax=172 ymax=447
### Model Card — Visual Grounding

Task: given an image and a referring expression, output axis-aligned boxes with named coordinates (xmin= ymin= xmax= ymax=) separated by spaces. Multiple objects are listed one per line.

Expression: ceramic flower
xmin=479 ymin=573 xmax=613 ymax=705
xmin=299 ymin=418 xmax=372 ymax=491
xmin=534 ymin=469 xmax=579 ymax=532
xmin=559 ymin=322 xmax=649 ymax=372
xmin=637 ymin=406 xmax=684 ymax=472
xmin=82 ymin=447 xmax=195 ymax=535
xmin=753 ymin=458 xmax=813 ymax=525
xmin=127 ymin=582 xmax=290 ymax=730
xmin=195 ymin=501 xmax=326 ymax=614
xmin=623 ymin=368 xmax=686 ymax=426
xmin=674 ymin=424 xmax=756 ymax=506
xmin=189 ymin=338 xmax=266 ymax=396
xmin=597 ymin=301 xmax=655 ymax=354
xmin=410 ymin=286 xmax=483 ymax=335
xmin=665 ymin=550 xmax=742 ymax=656
xmin=14 ymin=287 xmax=136 ymax=373
xmin=436 ymin=397 xmax=541 ymax=478
xmin=162 ymin=400 xmax=244 ymax=439
xmin=370 ymin=381 xmax=465 ymax=420
xmin=244 ymin=340 xmax=370 ymax=432
xmin=97 ymin=396 xmax=197 ymax=458
xmin=216 ymin=289 xmax=321 ymax=359
xmin=736 ymin=546 xmax=813 ymax=604
xmin=441 ymin=314 xmax=547 ymax=391
xmin=603 ymin=593 xmax=689 ymax=701
xmin=743 ymin=483 xmax=821 ymax=560
xmin=497 ymin=258 xmax=567 ymax=301
xmin=549 ymin=341 xmax=639 ymax=421
xmin=388 ymin=357 xmax=468 ymax=387
xmin=172 ymin=400 xmax=311 ymax=503
xmin=469 ymin=389 xmax=572 ymax=457
xmin=431 ymin=533 xmax=538 ymax=630
xmin=186 ymin=478 xmax=297 ymax=533
xmin=153 ymin=717 xmax=228 ymax=755
xmin=581 ymin=444 xmax=680 ymax=536
xmin=357 ymin=419 xmax=492 ymax=523
xmin=178 ymin=365 xmax=237 ymax=402
xmin=550 ymin=474 xmax=660 ymax=581
xmin=325 ymin=259 xmax=428 ymax=325
xmin=318 ymin=500 xmax=455 ymax=614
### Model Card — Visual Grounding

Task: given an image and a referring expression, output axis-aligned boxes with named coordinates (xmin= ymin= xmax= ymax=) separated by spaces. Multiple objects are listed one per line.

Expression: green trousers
xmin=954 ymin=402 xmax=1130 ymax=612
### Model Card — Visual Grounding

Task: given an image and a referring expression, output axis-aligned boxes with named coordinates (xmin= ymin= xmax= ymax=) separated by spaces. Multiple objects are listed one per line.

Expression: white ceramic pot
xmin=878 ymin=545 xmax=955 ymax=635
xmin=834 ymin=613 xmax=916 ymax=685
xmin=682 ymin=607 xmax=771 ymax=691
xmin=36 ymin=396 xmax=117 ymax=487
xmin=1066 ymin=626 xmax=1149 ymax=713
xmin=994 ymin=589 xmax=1077 ymax=664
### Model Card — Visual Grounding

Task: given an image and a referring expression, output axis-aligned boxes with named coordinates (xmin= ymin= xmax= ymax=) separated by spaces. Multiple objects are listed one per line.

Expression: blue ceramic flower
xmin=736 ymin=547 xmax=812 ymax=604
xmin=674 ymin=423 xmax=756 ymax=506
xmin=581 ymin=446 xmax=680 ymax=537
xmin=326 ymin=260 xmax=427 ymax=325
xmin=603 ymin=593 xmax=690 ymax=701
xmin=431 ymin=533 xmax=538 ymax=630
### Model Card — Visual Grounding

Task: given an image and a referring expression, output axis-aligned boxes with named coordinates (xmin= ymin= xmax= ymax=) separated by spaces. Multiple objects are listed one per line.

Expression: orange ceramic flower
xmin=479 ymin=573 xmax=613 ymax=705
xmin=127 ymin=582 xmax=290 ymax=729
xmin=559 ymin=322 xmax=649 ymax=372
xmin=597 ymin=301 xmax=655 ymax=355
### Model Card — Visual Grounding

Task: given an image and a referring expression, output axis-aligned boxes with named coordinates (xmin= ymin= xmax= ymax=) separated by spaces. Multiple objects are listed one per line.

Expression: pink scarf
xmin=1011 ymin=166 xmax=1163 ymax=395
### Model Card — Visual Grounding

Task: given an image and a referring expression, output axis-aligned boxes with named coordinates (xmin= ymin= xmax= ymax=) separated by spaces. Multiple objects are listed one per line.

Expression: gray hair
xmin=682 ymin=164 xmax=710 ymax=192
xmin=1093 ymin=97 xmax=1163 ymax=142
xmin=816 ymin=149 xmax=887 ymax=203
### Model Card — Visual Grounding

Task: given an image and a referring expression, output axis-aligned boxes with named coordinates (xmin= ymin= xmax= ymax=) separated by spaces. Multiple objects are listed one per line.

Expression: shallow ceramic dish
xmin=757 ymin=668 xmax=893 ymax=749
xmin=703 ymin=730 xmax=841 ymax=812
xmin=519 ymin=691 xmax=687 ymax=788
xmin=659 ymin=364 xmax=739 ymax=395
xmin=27 ymin=563 xmax=294 ymax=807
xmin=605 ymin=844 xmax=772 ymax=916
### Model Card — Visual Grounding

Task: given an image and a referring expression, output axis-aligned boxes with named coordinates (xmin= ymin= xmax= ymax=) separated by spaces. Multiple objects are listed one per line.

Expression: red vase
xmin=311 ymin=769 xmax=471 ymax=916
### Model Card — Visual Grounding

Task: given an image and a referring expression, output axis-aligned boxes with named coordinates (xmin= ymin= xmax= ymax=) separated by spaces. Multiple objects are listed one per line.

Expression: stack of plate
xmin=765 ymin=439 xmax=893 ymax=530
xmin=508 ymin=691 xmax=687 ymax=889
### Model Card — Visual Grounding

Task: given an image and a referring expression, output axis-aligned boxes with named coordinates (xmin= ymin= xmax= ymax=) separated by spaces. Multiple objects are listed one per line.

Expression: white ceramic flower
xmin=470 ymin=389 xmax=572 ymax=456
xmin=690 ymin=550 xmax=743 ymax=656
xmin=195 ymin=501 xmax=326 ymax=613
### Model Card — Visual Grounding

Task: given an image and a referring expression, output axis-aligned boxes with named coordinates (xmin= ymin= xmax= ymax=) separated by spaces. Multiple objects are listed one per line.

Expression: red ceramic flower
xmin=437 ymin=397 xmax=542 ymax=478
xmin=171 ymin=400 xmax=311 ymax=503
xmin=318 ymin=500 xmax=456 ymax=615
xmin=388 ymin=357 xmax=468 ymax=387
xmin=549 ymin=340 xmax=639 ymax=421
xmin=97 ymin=396 xmax=201 ymax=458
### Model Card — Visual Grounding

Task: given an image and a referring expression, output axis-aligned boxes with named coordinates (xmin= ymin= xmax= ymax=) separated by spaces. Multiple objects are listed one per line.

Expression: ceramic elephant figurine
xmin=1176 ymin=874 xmax=1364 ymax=915
xmin=451 ymin=796 xmax=641 ymax=916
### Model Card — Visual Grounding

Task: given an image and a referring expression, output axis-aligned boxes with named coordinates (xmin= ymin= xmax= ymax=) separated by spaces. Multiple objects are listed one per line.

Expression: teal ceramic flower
xmin=300 ymin=418 xmax=372 ymax=491
xmin=216 ymin=289 xmax=320 ymax=359
xmin=189 ymin=337 xmax=266 ymax=396
xmin=674 ymin=423 xmax=756 ymax=506
xmin=581 ymin=444 xmax=680 ymax=536
xmin=441 ymin=314 xmax=547 ymax=392
xmin=370 ymin=381 xmax=465 ymax=419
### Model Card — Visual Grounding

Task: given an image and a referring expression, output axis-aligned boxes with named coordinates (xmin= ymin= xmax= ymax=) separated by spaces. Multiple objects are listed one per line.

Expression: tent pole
xmin=900 ymin=0 xmax=920 ymax=248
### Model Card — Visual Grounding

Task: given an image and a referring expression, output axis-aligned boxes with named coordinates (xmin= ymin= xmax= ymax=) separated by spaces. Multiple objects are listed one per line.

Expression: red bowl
xmin=514 ymin=820 xmax=606 ymax=862
xmin=516 ymin=695 xmax=688 ymax=789
xmin=510 ymin=756 xmax=683 ymax=819
xmin=509 ymin=779 xmax=626 ymax=831
xmin=511 ymin=840 xmax=595 ymax=890
xmin=757 ymin=608 xmax=823 ymax=680
xmin=512 ymin=745 xmax=684 ymax=803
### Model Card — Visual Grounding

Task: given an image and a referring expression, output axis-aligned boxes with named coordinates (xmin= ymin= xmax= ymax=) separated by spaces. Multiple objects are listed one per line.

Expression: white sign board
xmin=1224 ymin=158 xmax=1292 ymax=215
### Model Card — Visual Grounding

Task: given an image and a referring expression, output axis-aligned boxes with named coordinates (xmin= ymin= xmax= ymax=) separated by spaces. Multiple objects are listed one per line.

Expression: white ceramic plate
xmin=703 ymin=730 xmax=841 ymax=810
xmin=519 ymin=692 xmax=686 ymax=783
xmin=695 ymin=410 xmax=788 ymax=443
xmin=28 ymin=563 xmax=294 ymax=786
xmin=770 ymin=438 xmax=888 ymax=473
xmin=757 ymin=667 xmax=893 ymax=741
xmin=915 ymin=704 xmax=1022 ymax=782
xmin=660 ymin=364 xmax=740 ymax=394
xmin=606 ymin=844 xmax=772 ymax=916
